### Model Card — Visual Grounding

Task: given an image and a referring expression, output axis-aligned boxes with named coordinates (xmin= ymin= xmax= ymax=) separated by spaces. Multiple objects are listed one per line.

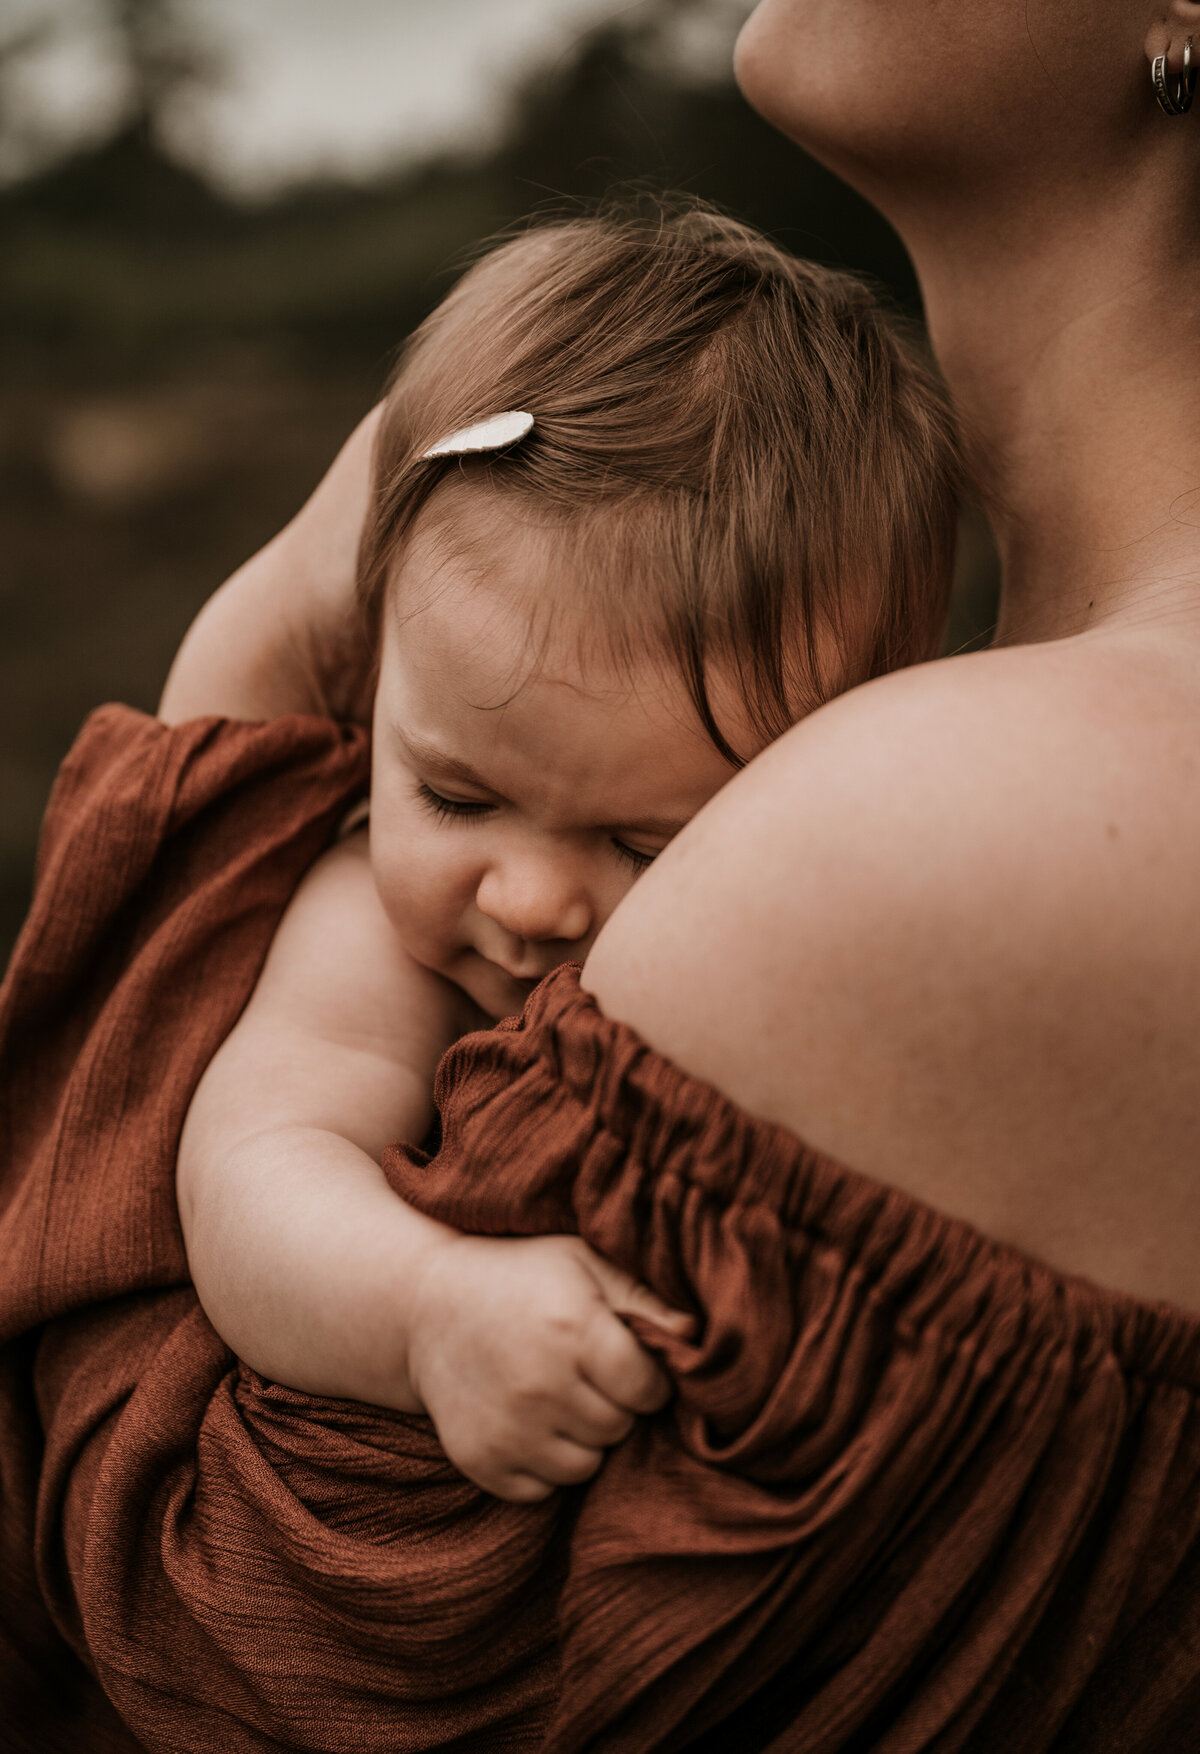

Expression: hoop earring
xmin=1152 ymin=38 xmax=1196 ymax=115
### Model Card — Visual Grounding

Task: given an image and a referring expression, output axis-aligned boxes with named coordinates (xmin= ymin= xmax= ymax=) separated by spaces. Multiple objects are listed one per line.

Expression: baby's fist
xmin=406 ymin=1233 xmax=691 ymax=1501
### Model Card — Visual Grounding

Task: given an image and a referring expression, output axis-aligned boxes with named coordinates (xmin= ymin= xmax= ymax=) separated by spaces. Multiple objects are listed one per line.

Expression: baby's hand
xmin=406 ymin=1233 xmax=692 ymax=1501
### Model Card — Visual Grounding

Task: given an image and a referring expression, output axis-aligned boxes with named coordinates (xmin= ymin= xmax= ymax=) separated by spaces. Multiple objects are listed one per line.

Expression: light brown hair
xmin=358 ymin=200 xmax=959 ymax=761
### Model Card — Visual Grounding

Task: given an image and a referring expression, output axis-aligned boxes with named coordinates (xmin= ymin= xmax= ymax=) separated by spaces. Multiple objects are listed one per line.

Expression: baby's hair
xmin=358 ymin=197 xmax=960 ymax=761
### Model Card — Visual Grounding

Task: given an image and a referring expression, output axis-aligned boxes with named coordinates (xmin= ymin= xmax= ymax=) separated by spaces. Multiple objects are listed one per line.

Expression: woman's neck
xmin=902 ymin=171 xmax=1200 ymax=647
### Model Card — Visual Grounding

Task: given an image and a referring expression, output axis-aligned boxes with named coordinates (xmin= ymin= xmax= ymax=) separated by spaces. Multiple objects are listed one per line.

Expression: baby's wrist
xmin=401 ymin=1226 xmax=473 ymax=1413
xmin=271 ymin=1202 xmax=463 ymax=1417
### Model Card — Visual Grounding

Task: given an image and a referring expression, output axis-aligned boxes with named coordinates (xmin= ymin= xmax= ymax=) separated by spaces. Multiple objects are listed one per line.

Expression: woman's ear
xmin=1146 ymin=4 xmax=1200 ymax=73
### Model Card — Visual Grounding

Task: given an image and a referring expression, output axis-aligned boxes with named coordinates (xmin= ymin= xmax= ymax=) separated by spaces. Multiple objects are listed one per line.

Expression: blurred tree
xmin=0 ymin=0 xmax=920 ymax=372
xmin=0 ymin=19 xmax=58 ymax=181
xmin=1 ymin=0 xmax=230 ymax=240
xmin=111 ymin=0 xmax=218 ymax=131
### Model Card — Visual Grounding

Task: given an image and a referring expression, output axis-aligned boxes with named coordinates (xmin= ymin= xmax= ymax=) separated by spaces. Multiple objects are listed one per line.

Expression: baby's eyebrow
xmin=396 ymin=729 xmax=494 ymax=791
xmin=617 ymin=812 xmax=691 ymax=839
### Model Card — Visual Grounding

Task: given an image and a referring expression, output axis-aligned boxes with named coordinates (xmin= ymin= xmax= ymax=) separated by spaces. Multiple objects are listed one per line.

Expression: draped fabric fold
xmin=3 ymin=707 xmax=1200 ymax=1754
xmin=384 ymin=974 xmax=1200 ymax=1754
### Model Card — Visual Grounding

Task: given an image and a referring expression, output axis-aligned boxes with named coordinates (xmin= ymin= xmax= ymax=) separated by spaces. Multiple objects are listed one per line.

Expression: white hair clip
xmin=421 ymin=410 xmax=534 ymax=460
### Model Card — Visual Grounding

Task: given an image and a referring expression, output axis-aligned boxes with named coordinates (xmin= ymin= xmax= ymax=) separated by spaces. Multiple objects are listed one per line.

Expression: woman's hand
xmin=159 ymin=405 xmax=382 ymax=726
xmin=406 ymin=1232 xmax=693 ymax=1502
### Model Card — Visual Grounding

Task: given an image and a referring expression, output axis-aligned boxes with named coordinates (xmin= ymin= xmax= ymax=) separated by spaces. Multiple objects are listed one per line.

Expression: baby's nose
xmin=475 ymin=863 xmax=592 ymax=946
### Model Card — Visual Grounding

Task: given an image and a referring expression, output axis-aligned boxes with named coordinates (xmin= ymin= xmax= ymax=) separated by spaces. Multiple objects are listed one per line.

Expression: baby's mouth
xmin=465 ymin=948 xmax=542 ymax=994
xmin=491 ymin=965 xmax=542 ymax=994
xmin=476 ymin=947 xmax=546 ymax=986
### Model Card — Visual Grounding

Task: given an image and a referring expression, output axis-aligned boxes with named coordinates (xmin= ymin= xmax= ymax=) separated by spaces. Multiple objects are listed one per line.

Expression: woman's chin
xmin=735 ymin=4 xmax=812 ymax=143
xmin=734 ymin=2 xmax=872 ymax=150
xmin=734 ymin=0 xmax=1072 ymax=212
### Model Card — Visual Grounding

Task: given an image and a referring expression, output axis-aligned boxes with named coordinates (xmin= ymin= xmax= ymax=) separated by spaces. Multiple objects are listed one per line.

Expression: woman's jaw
xmin=734 ymin=1 xmax=1196 ymax=235
xmin=736 ymin=0 xmax=1200 ymax=647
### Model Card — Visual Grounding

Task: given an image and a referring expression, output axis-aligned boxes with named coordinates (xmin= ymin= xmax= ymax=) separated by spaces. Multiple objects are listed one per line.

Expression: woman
xmin=582 ymin=0 xmax=1200 ymax=1313
xmin=4 ymin=4 xmax=1199 ymax=1750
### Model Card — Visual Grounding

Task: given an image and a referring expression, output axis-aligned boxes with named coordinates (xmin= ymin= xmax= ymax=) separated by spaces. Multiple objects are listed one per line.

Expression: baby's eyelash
xmin=416 ymin=781 xmax=494 ymax=823
xmin=612 ymin=840 xmax=655 ymax=874
xmin=417 ymin=781 xmax=654 ymax=870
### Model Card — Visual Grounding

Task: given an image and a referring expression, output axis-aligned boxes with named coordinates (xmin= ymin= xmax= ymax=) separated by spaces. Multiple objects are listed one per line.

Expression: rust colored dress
xmin=1 ymin=706 xmax=1199 ymax=1754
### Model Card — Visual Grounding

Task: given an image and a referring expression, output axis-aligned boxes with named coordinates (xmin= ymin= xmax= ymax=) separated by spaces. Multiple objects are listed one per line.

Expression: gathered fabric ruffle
xmin=384 ymin=966 xmax=1200 ymax=1754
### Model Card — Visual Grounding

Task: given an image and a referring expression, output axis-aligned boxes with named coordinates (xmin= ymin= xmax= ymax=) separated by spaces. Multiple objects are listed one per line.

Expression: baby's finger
xmin=492 ymin=1471 xmax=557 ymax=1505
xmin=559 ymin=1382 xmax=636 ymax=1448
xmin=535 ymin=1438 xmax=607 ymax=1488
xmin=582 ymin=1309 xmax=673 ymax=1416
xmin=585 ymin=1254 xmax=695 ymax=1338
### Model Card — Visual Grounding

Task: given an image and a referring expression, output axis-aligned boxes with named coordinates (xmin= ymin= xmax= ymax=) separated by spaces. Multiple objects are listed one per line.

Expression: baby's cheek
xmin=370 ymin=826 xmax=467 ymax=959
xmin=591 ymin=865 xmax=644 ymax=935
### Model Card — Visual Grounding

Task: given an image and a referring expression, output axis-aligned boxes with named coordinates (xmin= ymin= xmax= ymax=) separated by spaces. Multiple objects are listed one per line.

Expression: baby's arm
xmin=177 ymin=835 xmax=688 ymax=1500
xmin=177 ymin=833 xmax=463 ymax=1408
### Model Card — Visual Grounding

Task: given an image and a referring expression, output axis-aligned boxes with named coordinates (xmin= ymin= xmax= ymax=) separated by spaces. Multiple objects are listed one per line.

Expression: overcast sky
xmin=0 ymin=0 xmax=749 ymax=195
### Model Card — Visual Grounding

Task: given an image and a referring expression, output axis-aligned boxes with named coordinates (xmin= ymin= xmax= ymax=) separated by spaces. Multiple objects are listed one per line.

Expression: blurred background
xmin=0 ymin=0 xmax=998 ymax=963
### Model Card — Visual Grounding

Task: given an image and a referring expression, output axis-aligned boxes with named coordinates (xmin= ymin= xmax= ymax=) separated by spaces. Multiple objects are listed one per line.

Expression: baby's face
xmin=368 ymin=504 xmax=749 ymax=1019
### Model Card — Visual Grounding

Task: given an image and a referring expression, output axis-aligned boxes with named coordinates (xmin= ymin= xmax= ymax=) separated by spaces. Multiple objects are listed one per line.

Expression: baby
xmin=175 ymin=206 xmax=958 ymax=1501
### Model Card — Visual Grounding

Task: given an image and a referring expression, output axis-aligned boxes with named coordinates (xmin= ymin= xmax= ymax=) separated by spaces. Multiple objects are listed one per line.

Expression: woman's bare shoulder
xmin=585 ymin=638 xmax=1200 ymax=1303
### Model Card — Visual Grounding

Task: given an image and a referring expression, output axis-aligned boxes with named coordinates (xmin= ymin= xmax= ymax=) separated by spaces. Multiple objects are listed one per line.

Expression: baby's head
xmin=359 ymin=203 xmax=959 ymax=1018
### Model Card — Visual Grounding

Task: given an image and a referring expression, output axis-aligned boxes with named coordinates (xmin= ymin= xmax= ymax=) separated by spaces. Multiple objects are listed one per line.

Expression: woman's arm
xmin=158 ymin=407 xmax=380 ymax=726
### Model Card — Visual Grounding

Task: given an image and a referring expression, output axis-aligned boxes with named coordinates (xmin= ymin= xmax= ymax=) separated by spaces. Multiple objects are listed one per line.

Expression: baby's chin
xmin=448 ymin=952 xmax=544 ymax=1024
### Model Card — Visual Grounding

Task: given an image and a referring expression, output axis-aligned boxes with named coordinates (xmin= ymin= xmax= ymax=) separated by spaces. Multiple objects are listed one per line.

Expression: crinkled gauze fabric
xmin=2 ymin=706 xmax=1200 ymax=1754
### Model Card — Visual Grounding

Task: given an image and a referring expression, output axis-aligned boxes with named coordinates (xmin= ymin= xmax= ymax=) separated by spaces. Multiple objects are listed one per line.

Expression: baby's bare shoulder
xmin=185 ymin=832 xmax=466 ymax=1158
xmin=254 ymin=833 xmax=416 ymax=1027
xmin=253 ymin=831 xmax=471 ymax=1057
